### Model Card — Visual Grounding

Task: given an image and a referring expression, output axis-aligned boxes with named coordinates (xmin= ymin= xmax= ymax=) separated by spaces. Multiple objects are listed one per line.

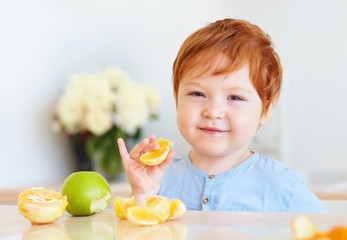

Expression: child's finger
xmin=158 ymin=150 xmax=175 ymax=171
xmin=143 ymin=142 xmax=159 ymax=153
xmin=149 ymin=134 xmax=157 ymax=144
xmin=143 ymin=134 xmax=159 ymax=152
xmin=129 ymin=138 xmax=149 ymax=159
xmin=117 ymin=138 xmax=130 ymax=166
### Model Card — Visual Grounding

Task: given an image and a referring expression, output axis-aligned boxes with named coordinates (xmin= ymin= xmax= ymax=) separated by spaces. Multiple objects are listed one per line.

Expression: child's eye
xmin=189 ymin=91 xmax=205 ymax=97
xmin=227 ymin=95 xmax=243 ymax=101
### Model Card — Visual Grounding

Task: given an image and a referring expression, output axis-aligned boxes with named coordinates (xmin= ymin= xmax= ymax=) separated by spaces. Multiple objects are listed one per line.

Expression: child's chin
xmin=195 ymin=146 xmax=228 ymax=157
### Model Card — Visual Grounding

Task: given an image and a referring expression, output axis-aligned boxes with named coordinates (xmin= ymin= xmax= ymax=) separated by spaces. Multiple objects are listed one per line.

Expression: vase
xmin=70 ymin=127 xmax=127 ymax=181
xmin=93 ymin=150 xmax=125 ymax=181
xmin=71 ymin=134 xmax=93 ymax=171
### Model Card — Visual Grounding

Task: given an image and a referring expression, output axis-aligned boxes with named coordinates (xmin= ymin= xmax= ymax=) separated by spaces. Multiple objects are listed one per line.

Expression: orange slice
xmin=116 ymin=195 xmax=186 ymax=225
xmin=146 ymin=196 xmax=186 ymax=220
xmin=329 ymin=226 xmax=347 ymax=240
xmin=168 ymin=198 xmax=186 ymax=220
xmin=126 ymin=206 xmax=160 ymax=226
xmin=146 ymin=198 xmax=171 ymax=222
xmin=139 ymin=138 xmax=173 ymax=165
xmin=146 ymin=195 xmax=170 ymax=204
xmin=18 ymin=188 xmax=68 ymax=225
xmin=114 ymin=196 xmax=138 ymax=219
xmin=291 ymin=214 xmax=347 ymax=240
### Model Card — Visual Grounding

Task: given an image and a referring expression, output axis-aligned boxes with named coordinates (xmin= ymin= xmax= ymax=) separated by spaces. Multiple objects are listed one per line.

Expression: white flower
xmin=84 ymin=108 xmax=113 ymax=135
xmin=66 ymin=73 xmax=114 ymax=110
xmin=84 ymin=75 xmax=114 ymax=109
xmin=55 ymin=66 xmax=161 ymax=137
xmin=103 ymin=67 xmax=132 ymax=91
xmin=56 ymin=95 xmax=87 ymax=134
xmin=55 ymin=73 xmax=114 ymax=135
xmin=113 ymin=84 xmax=150 ymax=135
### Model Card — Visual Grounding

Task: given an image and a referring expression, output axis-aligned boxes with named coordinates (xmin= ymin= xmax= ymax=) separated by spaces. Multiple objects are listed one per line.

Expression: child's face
xmin=176 ymin=64 xmax=270 ymax=158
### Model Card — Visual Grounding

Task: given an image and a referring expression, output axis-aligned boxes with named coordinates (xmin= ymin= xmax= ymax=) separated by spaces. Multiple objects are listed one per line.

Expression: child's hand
xmin=117 ymin=134 xmax=175 ymax=205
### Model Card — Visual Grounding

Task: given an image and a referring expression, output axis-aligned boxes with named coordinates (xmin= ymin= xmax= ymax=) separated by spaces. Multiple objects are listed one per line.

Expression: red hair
xmin=172 ymin=19 xmax=282 ymax=114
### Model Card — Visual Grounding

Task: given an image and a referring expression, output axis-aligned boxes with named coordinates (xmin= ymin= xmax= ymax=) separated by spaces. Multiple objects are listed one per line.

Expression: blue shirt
xmin=158 ymin=152 xmax=325 ymax=212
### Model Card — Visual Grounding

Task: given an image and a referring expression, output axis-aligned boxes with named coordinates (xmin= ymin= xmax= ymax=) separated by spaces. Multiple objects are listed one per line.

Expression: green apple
xmin=61 ymin=171 xmax=111 ymax=216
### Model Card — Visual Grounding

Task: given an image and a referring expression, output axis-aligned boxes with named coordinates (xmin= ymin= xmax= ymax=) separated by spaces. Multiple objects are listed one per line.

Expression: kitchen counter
xmin=1 ymin=204 xmax=347 ymax=240
xmin=2 ymin=180 xmax=347 ymax=239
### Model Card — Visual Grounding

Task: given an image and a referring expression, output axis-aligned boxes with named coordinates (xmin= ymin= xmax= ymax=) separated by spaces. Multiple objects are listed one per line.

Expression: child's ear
xmin=259 ymin=103 xmax=274 ymax=127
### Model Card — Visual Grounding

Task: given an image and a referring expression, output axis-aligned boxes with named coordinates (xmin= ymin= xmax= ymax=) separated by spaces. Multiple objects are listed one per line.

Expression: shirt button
xmin=202 ymin=198 xmax=209 ymax=204
xmin=209 ymin=175 xmax=215 ymax=179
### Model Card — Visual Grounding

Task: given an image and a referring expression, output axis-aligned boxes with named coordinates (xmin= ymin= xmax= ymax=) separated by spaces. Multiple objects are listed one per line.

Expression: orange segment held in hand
xmin=18 ymin=188 xmax=68 ymax=225
xmin=139 ymin=138 xmax=173 ymax=165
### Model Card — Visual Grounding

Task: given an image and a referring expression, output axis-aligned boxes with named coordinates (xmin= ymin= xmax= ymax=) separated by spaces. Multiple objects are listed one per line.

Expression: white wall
xmin=0 ymin=0 xmax=346 ymax=189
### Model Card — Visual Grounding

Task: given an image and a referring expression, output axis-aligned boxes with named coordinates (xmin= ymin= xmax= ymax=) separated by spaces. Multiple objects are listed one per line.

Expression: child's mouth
xmin=198 ymin=127 xmax=227 ymax=134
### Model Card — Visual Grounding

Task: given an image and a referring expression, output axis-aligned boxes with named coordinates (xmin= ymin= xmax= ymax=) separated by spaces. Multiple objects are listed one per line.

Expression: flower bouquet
xmin=53 ymin=67 xmax=161 ymax=178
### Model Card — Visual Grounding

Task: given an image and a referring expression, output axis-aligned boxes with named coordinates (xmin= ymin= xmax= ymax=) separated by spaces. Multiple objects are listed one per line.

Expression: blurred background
xmin=0 ymin=0 xmax=346 ymax=190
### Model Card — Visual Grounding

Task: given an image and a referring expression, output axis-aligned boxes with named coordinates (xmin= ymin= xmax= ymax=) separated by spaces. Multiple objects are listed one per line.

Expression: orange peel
xmin=18 ymin=188 xmax=68 ymax=225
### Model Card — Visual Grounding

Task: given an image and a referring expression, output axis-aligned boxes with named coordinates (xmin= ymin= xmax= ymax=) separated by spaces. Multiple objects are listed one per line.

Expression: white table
xmin=1 ymin=204 xmax=347 ymax=240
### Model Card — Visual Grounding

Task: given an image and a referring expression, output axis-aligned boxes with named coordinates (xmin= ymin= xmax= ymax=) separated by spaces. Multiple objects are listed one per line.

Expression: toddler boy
xmin=118 ymin=19 xmax=325 ymax=212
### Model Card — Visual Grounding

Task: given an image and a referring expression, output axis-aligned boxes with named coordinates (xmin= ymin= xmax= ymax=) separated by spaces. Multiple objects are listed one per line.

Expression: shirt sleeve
xmin=288 ymin=178 xmax=326 ymax=213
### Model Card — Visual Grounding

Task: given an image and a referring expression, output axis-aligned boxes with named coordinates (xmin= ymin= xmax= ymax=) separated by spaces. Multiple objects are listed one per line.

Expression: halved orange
xmin=114 ymin=196 xmax=138 ymax=219
xmin=139 ymin=138 xmax=173 ymax=165
xmin=18 ymin=188 xmax=68 ymax=225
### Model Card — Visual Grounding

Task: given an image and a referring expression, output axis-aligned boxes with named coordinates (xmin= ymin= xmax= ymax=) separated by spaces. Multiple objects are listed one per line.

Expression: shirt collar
xmin=184 ymin=152 xmax=259 ymax=180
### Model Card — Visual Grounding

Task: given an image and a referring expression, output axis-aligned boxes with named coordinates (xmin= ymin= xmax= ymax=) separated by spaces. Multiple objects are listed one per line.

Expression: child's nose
xmin=202 ymin=101 xmax=225 ymax=119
